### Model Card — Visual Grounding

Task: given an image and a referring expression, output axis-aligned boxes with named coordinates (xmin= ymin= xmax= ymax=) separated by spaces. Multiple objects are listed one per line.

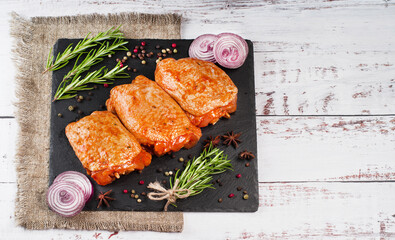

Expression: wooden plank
xmin=2 ymin=182 xmax=395 ymax=239
xmin=1 ymin=0 xmax=394 ymax=116
xmin=255 ymin=51 xmax=395 ymax=115
xmin=257 ymin=116 xmax=395 ymax=182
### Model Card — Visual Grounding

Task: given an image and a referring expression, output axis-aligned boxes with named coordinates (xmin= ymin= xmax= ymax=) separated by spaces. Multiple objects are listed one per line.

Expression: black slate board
xmin=49 ymin=39 xmax=258 ymax=212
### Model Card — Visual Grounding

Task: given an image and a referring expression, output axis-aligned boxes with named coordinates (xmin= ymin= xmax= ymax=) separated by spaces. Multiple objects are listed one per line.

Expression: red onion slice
xmin=54 ymin=171 xmax=93 ymax=203
xmin=213 ymin=33 xmax=248 ymax=69
xmin=47 ymin=181 xmax=85 ymax=217
xmin=188 ymin=34 xmax=219 ymax=63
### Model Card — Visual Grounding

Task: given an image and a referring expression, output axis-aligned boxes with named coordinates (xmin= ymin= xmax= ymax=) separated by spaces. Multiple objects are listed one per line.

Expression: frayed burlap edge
xmin=10 ymin=12 xmax=183 ymax=232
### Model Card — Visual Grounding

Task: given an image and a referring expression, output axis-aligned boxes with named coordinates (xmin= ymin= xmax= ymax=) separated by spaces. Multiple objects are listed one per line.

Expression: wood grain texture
xmin=1 ymin=0 xmax=395 ymax=238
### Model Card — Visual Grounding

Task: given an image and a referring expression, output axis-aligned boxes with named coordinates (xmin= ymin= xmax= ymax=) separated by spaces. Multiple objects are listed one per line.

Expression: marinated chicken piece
xmin=65 ymin=111 xmax=151 ymax=186
xmin=106 ymin=75 xmax=202 ymax=156
xmin=155 ymin=58 xmax=238 ymax=127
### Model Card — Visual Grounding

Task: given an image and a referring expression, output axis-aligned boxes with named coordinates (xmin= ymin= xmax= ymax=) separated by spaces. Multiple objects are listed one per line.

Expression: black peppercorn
xmin=99 ymin=105 xmax=106 ymax=110
xmin=86 ymin=96 xmax=91 ymax=101
xmin=216 ymin=179 xmax=221 ymax=183
xmin=88 ymin=92 xmax=93 ymax=96
xmin=157 ymin=52 xmax=162 ymax=57
xmin=237 ymin=187 xmax=242 ymax=191
xmin=156 ymin=168 xmax=163 ymax=173
xmin=93 ymin=85 xmax=98 ymax=89
xmin=219 ymin=182 xmax=223 ymax=186
xmin=57 ymin=113 xmax=63 ymax=118
xmin=162 ymin=180 xmax=167 ymax=185
xmin=77 ymin=98 xmax=82 ymax=103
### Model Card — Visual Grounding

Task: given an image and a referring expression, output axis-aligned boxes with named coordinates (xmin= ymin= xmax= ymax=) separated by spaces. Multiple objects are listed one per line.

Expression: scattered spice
xmin=141 ymin=60 xmax=146 ymax=65
xmin=172 ymin=43 xmax=177 ymax=48
xmin=108 ymin=54 xmax=112 ymax=58
xmin=57 ymin=113 xmax=63 ymax=118
xmin=141 ymin=41 xmax=146 ymax=46
xmin=239 ymin=150 xmax=255 ymax=160
xmin=155 ymin=44 xmax=161 ymax=49
xmin=141 ymin=50 xmax=146 ymax=54
xmin=137 ymin=199 xmax=142 ymax=203
xmin=204 ymin=135 xmax=221 ymax=148
xmin=121 ymin=59 xmax=126 ymax=63
xmin=133 ymin=48 xmax=138 ymax=53
xmin=162 ymin=53 xmax=167 ymax=57
xmin=116 ymin=58 xmax=120 ymax=62
xmin=139 ymin=180 xmax=145 ymax=185
xmin=88 ymin=92 xmax=93 ymax=96
xmin=123 ymin=56 xmax=128 ymax=60
xmin=126 ymin=51 xmax=132 ymax=57
xmin=161 ymin=49 xmax=166 ymax=54
xmin=228 ymin=193 xmax=235 ymax=198
xmin=243 ymin=194 xmax=249 ymax=200
xmin=169 ymin=171 xmax=173 ymax=176
xmin=157 ymin=168 xmax=163 ymax=173
xmin=127 ymin=67 xmax=131 ymax=71
xmin=68 ymin=105 xmax=75 ymax=111
xmin=165 ymin=171 xmax=169 ymax=176
xmin=131 ymin=189 xmax=136 ymax=194
xmin=134 ymin=194 xmax=139 ymax=199
xmin=162 ymin=180 xmax=167 ymax=185
xmin=219 ymin=182 xmax=223 ymax=187
xmin=103 ymin=83 xmax=109 ymax=88
xmin=237 ymin=186 xmax=242 ymax=191
xmin=141 ymin=192 xmax=147 ymax=196
xmin=96 ymin=190 xmax=115 ymax=208
xmin=139 ymin=46 xmax=144 ymax=50
xmin=222 ymin=131 xmax=242 ymax=148
xmin=243 ymin=190 xmax=248 ymax=194
xmin=123 ymin=189 xmax=128 ymax=193
xmin=171 ymin=153 xmax=176 ymax=159
xmin=86 ymin=96 xmax=91 ymax=101
xmin=132 ymin=54 xmax=136 ymax=59
xmin=245 ymin=163 xmax=250 ymax=167
xmin=130 ymin=194 xmax=135 ymax=198
xmin=178 ymin=157 xmax=184 ymax=162
xmin=174 ymin=168 xmax=179 ymax=172
xmin=173 ymin=49 xmax=178 ymax=54
xmin=77 ymin=110 xmax=83 ymax=115
xmin=218 ymin=198 xmax=223 ymax=203
xmin=236 ymin=174 xmax=241 ymax=178
xmin=133 ymin=69 xmax=137 ymax=73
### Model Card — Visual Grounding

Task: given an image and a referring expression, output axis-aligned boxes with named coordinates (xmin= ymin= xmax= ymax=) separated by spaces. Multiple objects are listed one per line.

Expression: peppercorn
xmin=121 ymin=59 xmax=126 ymax=63
xmin=243 ymin=190 xmax=248 ymax=194
xmin=169 ymin=171 xmax=173 ymax=175
xmin=77 ymin=110 xmax=83 ymax=115
xmin=165 ymin=171 xmax=169 ymax=176
xmin=245 ymin=163 xmax=250 ymax=167
xmin=88 ymin=92 xmax=93 ymax=96
xmin=174 ymin=168 xmax=179 ymax=172
xmin=236 ymin=174 xmax=242 ymax=178
xmin=158 ymin=57 xmax=163 ymax=60
xmin=140 ymin=46 xmax=144 ymax=50
xmin=218 ymin=198 xmax=223 ymax=203
xmin=139 ymin=180 xmax=145 ymax=185
xmin=168 ymin=50 xmax=173 ymax=54
xmin=243 ymin=194 xmax=249 ymax=200
xmin=188 ymin=154 xmax=192 ymax=159
xmin=157 ymin=52 xmax=162 ymax=57
xmin=173 ymin=49 xmax=178 ymax=54
xmin=157 ymin=168 xmax=163 ymax=173
xmin=57 ymin=113 xmax=63 ymax=118
xmin=130 ymin=194 xmax=135 ymax=198
xmin=138 ymin=170 xmax=142 ymax=174
xmin=149 ymin=51 xmax=153 ymax=56
xmin=172 ymin=43 xmax=177 ymax=48
xmin=123 ymin=189 xmax=128 ymax=193
xmin=166 ymin=48 xmax=170 ymax=52
xmin=77 ymin=98 xmax=82 ymax=103
xmin=137 ymin=199 xmax=142 ymax=203
xmin=141 ymin=60 xmax=146 ymax=65
xmin=119 ymin=63 xmax=124 ymax=68
xmin=123 ymin=56 xmax=128 ymax=60
xmin=179 ymin=157 xmax=184 ymax=162
xmin=126 ymin=51 xmax=132 ymax=57
xmin=216 ymin=179 xmax=221 ymax=183
xmin=219 ymin=182 xmax=223 ymax=186
xmin=141 ymin=50 xmax=146 ymax=54
xmin=134 ymin=194 xmax=139 ymax=199
xmin=161 ymin=49 xmax=166 ymax=54
xmin=162 ymin=180 xmax=167 ymax=185
xmin=141 ymin=41 xmax=146 ymax=46
xmin=108 ymin=54 xmax=112 ymax=58
xmin=141 ymin=192 xmax=147 ymax=196
xmin=116 ymin=58 xmax=120 ymax=62
xmin=133 ymin=69 xmax=137 ymax=72
xmin=104 ymin=83 xmax=109 ymax=88
xmin=127 ymin=67 xmax=131 ymax=71
xmin=162 ymin=53 xmax=167 ymax=57
xmin=228 ymin=193 xmax=235 ymax=198
xmin=135 ymin=45 xmax=139 ymax=49
xmin=131 ymin=189 xmax=136 ymax=194
xmin=139 ymin=56 xmax=144 ymax=60
xmin=68 ymin=105 xmax=74 ymax=111
xmin=155 ymin=59 xmax=160 ymax=64
xmin=171 ymin=153 xmax=176 ymax=159
xmin=155 ymin=44 xmax=161 ymax=49
xmin=237 ymin=187 xmax=242 ymax=191
xmin=132 ymin=54 xmax=136 ymax=59
xmin=133 ymin=48 xmax=138 ymax=53
xmin=93 ymin=85 xmax=98 ymax=89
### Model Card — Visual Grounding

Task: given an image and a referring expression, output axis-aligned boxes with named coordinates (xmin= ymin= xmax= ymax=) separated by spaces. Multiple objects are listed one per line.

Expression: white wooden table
xmin=1 ymin=0 xmax=394 ymax=239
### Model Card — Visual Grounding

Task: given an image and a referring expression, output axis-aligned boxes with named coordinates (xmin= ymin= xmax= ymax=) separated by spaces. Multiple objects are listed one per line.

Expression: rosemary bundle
xmin=147 ymin=144 xmax=233 ymax=211
xmin=44 ymin=26 xmax=124 ymax=73
xmin=53 ymin=62 xmax=129 ymax=101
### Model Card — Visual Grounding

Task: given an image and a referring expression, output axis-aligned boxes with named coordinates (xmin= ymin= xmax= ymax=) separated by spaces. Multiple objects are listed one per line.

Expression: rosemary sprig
xmin=44 ymin=26 xmax=124 ymax=73
xmin=53 ymin=62 xmax=128 ymax=101
xmin=62 ymin=38 xmax=128 ymax=81
xmin=171 ymin=144 xmax=233 ymax=197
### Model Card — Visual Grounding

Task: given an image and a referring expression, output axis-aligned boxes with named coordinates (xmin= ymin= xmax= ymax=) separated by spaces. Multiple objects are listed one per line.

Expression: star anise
xmin=97 ymin=190 xmax=115 ymax=208
xmin=204 ymin=135 xmax=221 ymax=148
xmin=239 ymin=150 xmax=255 ymax=160
xmin=222 ymin=131 xmax=242 ymax=148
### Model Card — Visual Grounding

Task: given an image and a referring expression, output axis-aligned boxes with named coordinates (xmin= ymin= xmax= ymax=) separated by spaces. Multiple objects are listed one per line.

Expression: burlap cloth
xmin=10 ymin=12 xmax=183 ymax=232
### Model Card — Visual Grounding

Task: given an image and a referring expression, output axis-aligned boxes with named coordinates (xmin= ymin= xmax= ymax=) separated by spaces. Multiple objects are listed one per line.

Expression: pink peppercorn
xmin=133 ymin=48 xmax=138 ymax=53
xmin=103 ymin=83 xmax=109 ymax=88
xmin=236 ymin=174 xmax=242 ymax=178
xmin=120 ymin=63 xmax=124 ymax=68
xmin=171 ymin=43 xmax=176 ymax=48
xmin=139 ymin=180 xmax=145 ymax=185
xmin=141 ymin=41 xmax=146 ymax=46
xmin=228 ymin=193 xmax=235 ymax=198
xmin=123 ymin=189 xmax=128 ymax=193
